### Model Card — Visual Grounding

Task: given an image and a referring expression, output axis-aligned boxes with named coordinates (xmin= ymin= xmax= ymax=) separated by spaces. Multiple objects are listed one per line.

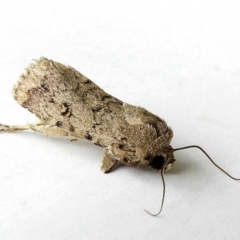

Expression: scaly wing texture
xmin=13 ymin=57 xmax=173 ymax=169
xmin=13 ymin=58 xmax=124 ymax=147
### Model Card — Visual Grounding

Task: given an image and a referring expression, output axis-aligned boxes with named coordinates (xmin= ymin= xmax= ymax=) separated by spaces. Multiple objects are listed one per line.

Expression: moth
xmin=0 ymin=57 xmax=239 ymax=216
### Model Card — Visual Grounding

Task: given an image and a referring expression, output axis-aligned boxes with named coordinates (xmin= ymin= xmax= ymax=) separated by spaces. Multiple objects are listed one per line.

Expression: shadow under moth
xmin=0 ymin=57 xmax=239 ymax=216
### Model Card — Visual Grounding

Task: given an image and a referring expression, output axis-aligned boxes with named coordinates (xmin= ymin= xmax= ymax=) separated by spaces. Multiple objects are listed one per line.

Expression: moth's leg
xmin=0 ymin=122 xmax=72 ymax=137
xmin=101 ymin=149 xmax=118 ymax=173
xmin=109 ymin=145 xmax=150 ymax=168
xmin=0 ymin=123 xmax=33 ymax=132
xmin=108 ymin=144 xmax=138 ymax=166
xmin=30 ymin=124 xmax=71 ymax=137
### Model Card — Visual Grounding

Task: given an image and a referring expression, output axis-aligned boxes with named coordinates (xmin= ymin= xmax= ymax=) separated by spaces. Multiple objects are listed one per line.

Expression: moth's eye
xmin=150 ymin=155 xmax=165 ymax=170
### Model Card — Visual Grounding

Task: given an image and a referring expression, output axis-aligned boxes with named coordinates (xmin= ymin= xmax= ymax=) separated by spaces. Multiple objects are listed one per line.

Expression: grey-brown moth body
xmin=1 ymin=58 xmax=239 ymax=216
xmin=8 ymin=57 xmax=175 ymax=173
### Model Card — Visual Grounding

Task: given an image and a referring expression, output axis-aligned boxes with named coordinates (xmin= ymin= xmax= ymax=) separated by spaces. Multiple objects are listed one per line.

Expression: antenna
xmin=145 ymin=144 xmax=240 ymax=217
xmin=173 ymin=145 xmax=240 ymax=180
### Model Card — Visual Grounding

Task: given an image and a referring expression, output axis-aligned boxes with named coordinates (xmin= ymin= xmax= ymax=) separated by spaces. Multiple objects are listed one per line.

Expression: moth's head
xmin=149 ymin=147 xmax=176 ymax=172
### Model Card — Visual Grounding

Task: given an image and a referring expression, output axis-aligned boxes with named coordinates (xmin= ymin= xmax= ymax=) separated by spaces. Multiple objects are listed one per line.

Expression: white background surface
xmin=0 ymin=1 xmax=240 ymax=239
